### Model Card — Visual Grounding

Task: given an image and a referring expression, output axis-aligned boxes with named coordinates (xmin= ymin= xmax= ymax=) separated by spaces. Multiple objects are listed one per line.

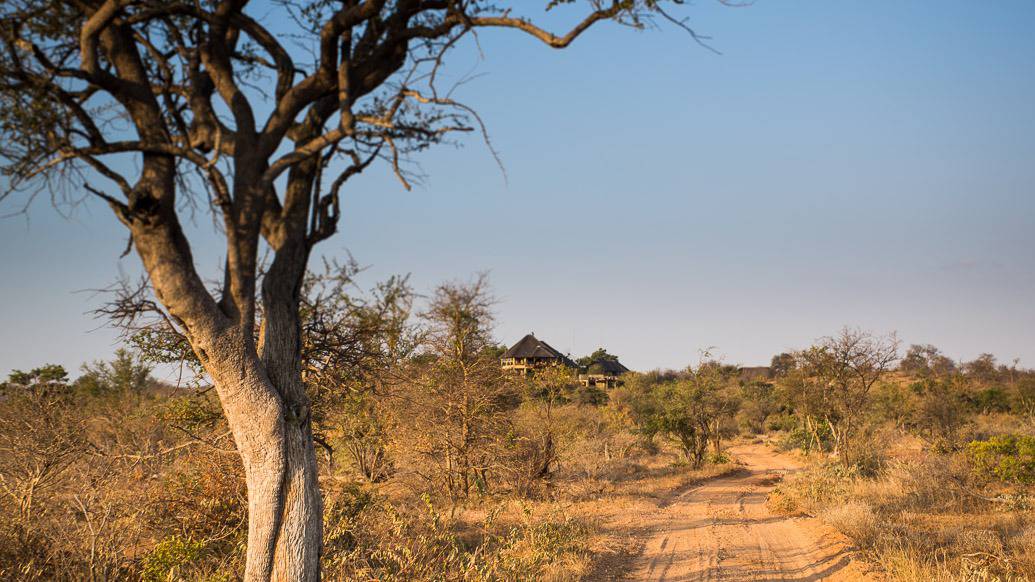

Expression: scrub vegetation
xmin=768 ymin=341 xmax=1035 ymax=581
xmin=0 ymin=270 xmax=740 ymax=580
xmin=4 ymin=268 xmax=1032 ymax=581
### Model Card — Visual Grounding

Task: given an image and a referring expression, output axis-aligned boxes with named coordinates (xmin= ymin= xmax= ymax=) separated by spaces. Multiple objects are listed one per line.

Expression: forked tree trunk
xmin=195 ymin=329 xmax=322 ymax=581
xmin=127 ymin=162 xmax=323 ymax=580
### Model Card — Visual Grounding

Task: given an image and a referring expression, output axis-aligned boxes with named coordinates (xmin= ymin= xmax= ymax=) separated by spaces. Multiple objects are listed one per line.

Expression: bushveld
xmin=2 ymin=303 xmax=1033 ymax=580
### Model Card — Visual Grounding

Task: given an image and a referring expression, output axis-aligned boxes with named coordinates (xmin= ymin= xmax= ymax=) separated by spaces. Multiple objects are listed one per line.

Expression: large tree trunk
xmin=126 ymin=165 xmax=323 ymax=580
xmin=196 ymin=328 xmax=322 ymax=581
xmin=258 ymin=233 xmax=322 ymax=581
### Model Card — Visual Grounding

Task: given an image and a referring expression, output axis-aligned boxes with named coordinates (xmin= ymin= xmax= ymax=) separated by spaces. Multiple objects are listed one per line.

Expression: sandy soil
xmin=621 ymin=443 xmax=875 ymax=581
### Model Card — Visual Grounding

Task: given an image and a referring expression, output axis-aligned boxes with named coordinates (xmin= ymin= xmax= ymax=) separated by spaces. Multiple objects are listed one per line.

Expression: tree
xmin=1 ymin=364 xmax=70 ymax=397
xmin=739 ymin=380 xmax=777 ymax=434
xmin=695 ymin=361 xmax=741 ymax=458
xmin=576 ymin=347 xmax=620 ymax=368
xmin=793 ymin=328 xmax=899 ymax=466
xmin=910 ymin=375 xmax=969 ymax=451
xmin=402 ymin=274 xmax=512 ymax=500
xmin=628 ymin=360 xmax=739 ymax=468
xmin=1015 ymin=375 xmax=1035 ymax=422
xmin=780 ymin=356 xmax=831 ymax=454
xmin=655 ymin=380 xmax=711 ymax=467
xmin=899 ymin=344 xmax=956 ymax=377
xmin=297 ymin=261 xmax=419 ymax=479
xmin=507 ymin=364 xmax=579 ymax=496
xmin=0 ymin=2 xmax=710 ymax=578
xmin=964 ymin=353 xmax=999 ymax=382
xmin=622 ymin=373 xmax=666 ymax=451
xmin=769 ymin=352 xmax=795 ymax=377
xmin=77 ymin=348 xmax=154 ymax=397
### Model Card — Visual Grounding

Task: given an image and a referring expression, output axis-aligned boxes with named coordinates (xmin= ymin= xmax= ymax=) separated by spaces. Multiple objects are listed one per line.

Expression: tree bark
xmin=192 ymin=302 xmax=321 ymax=582
xmin=259 ymin=231 xmax=322 ymax=581
xmin=125 ymin=160 xmax=322 ymax=580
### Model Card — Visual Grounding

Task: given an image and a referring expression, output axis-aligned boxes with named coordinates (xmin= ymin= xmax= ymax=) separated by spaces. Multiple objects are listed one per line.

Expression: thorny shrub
xmin=967 ymin=435 xmax=1035 ymax=485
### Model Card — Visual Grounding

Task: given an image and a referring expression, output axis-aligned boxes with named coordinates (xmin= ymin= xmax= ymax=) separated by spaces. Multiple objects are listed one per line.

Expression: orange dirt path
xmin=624 ymin=443 xmax=875 ymax=582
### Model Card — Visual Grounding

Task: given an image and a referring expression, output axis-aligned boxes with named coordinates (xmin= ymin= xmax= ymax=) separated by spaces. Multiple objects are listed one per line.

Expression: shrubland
xmin=768 ymin=337 xmax=1035 ymax=581
xmin=4 ymin=285 xmax=1034 ymax=581
xmin=0 ymin=272 xmax=747 ymax=581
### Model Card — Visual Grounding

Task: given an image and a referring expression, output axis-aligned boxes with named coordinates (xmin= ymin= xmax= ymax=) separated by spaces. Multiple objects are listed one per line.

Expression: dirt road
xmin=628 ymin=443 xmax=874 ymax=581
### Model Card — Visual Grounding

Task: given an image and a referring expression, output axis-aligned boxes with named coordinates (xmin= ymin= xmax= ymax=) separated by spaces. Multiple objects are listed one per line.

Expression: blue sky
xmin=2 ymin=1 xmax=1034 ymax=378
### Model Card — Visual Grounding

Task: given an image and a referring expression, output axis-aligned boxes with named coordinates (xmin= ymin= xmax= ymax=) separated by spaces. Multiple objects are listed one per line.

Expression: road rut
xmin=628 ymin=444 xmax=874 ymax=581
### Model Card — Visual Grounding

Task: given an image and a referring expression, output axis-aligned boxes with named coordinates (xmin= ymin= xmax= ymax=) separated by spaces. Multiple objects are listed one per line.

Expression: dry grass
xmin=821 ymin=501 xmax=879 ymax=548
xmin=772 ymin=433 xmax=1035 ymax=582
xmin=0 ymin=379 xmax=748 ymax=582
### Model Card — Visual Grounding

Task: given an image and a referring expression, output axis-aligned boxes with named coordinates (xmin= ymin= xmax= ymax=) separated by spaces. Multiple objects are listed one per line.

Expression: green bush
xmin=966 ymin=435 xmax=1035 ymax=484
xmin=968 ymin=387 xmax=1012 ymax=413
xmin=765 ymin=412 xmax=797 ymax=433
xmin=782 ymin=422 xmax=833 ymax=454
xmin=141 ymin=536 xmax=208 ymax=582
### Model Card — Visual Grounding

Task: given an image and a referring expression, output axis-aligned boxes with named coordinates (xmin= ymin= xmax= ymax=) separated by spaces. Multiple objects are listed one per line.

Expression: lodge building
xmin=499 ymin=333 xmax=576 ymax=376
xmin=579 ymin=358 xmax=631 ymax=389
xmin=500 ymin=332 xmax=629 ymax=388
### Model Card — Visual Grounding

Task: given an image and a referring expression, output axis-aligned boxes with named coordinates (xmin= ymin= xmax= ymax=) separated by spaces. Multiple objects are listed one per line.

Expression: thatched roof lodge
xmin=500 ymin=333 xmax=576 ymax=376
xmin=580 ymin=358 xmax=630 ymax=389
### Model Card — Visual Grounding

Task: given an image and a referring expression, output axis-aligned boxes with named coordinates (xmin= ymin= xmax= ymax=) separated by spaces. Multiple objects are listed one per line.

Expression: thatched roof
xmin=586 ymin=359 xmax=630 ymax=376
xmin=502 ymin=334 xmax=575 ymax=367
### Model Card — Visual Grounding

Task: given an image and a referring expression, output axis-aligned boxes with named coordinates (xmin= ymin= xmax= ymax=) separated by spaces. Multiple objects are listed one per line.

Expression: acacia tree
xmin=899 ymin=343 xmax=956 ymax=378
xmin=508 ymin=362 xmax=579 ymax=494
xmin=0 ymin=1 xmax=712 ymax=579
xmin=627 ymin=360 xmax=739 ymax=468
xmin=793 ymin=328 xmax=899 ymax=465
xmin=405 ymin=274 xmax=510 ymax=500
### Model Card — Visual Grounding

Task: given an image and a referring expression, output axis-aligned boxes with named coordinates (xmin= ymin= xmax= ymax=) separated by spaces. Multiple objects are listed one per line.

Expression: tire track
xmin=624 ymin=443 xmax=874 ymax=582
